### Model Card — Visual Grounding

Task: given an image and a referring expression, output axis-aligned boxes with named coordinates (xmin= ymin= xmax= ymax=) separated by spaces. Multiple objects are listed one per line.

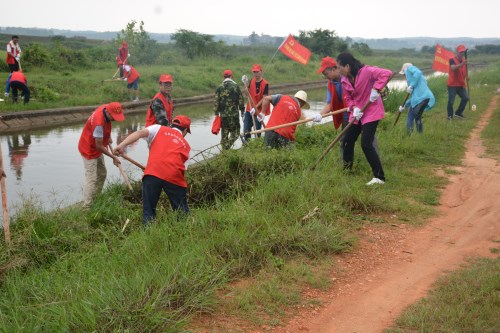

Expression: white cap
xmin=399 ymin=63 xmax=412 ymax=75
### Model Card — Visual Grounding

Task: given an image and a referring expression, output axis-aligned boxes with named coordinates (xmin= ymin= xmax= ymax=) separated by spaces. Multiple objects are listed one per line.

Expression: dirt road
xmin=271 ymin=96 xmax=500 ymax=333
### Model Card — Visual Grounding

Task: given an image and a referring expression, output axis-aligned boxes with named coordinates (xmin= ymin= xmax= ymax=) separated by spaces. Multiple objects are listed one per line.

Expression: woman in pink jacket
xmin=336 ymin=52 xmax=393 ymax=185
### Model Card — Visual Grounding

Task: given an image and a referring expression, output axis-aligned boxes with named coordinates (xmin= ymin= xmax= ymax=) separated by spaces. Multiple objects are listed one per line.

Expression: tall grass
xmin=0 ymin=62 xmax=498 ymax=332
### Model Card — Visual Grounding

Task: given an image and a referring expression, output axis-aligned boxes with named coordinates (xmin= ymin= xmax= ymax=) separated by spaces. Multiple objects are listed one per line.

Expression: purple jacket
xmin=341 ymin=66 xmax=393 ymax=125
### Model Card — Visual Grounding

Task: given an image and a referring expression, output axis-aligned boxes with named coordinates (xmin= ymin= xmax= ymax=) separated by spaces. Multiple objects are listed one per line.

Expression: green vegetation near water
xmin=0 ymin=31 xmax=499 ymax=332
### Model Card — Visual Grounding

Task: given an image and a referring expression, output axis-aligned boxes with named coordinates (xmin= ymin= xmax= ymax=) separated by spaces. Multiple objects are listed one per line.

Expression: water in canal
xmin=0 ymin=99 xmax=328 ymax=216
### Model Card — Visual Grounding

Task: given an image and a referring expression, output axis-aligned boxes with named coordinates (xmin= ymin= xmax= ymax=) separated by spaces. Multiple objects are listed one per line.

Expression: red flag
xmin=432 ymin=44 xmax=454 ymax=73
xmin=278 ymin=34 xmax=311 ymax=65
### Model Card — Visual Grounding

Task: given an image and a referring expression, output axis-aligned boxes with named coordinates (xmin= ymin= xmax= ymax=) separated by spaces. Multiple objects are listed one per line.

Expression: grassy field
xmin=0 ymin=55 xmax=499 ymax=332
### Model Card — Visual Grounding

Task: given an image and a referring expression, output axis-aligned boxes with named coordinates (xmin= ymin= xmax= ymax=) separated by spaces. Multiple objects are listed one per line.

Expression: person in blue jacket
xmin=398 ymin=63 xmax=435 ymax=134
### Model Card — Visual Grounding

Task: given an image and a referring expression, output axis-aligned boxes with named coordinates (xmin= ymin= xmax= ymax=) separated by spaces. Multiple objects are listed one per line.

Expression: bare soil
xmin=195 ymin=95 xmax=500 ymax=333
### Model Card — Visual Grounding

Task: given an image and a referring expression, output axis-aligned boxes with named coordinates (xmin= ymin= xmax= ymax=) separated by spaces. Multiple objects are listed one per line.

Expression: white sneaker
xmin=366 ymin=177 xmax=385 ymax=185
xmin=133 ymin=97 xmax=139 ymax=102
xmin=4 ymin=92 xmax=9 ymax=97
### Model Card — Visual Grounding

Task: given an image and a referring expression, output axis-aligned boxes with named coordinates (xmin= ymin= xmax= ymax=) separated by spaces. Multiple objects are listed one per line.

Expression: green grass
xmin=385 ymin=257 xmax=500 ymax=333
xmin=0 ymin=59 xmax=499 ymax=332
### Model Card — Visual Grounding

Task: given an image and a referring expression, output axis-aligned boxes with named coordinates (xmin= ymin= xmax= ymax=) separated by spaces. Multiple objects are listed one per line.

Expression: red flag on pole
xmin=432 ymin=44 xmax=454 ymax=73
xmin=278 ymin=34 xmax=312 ymax=65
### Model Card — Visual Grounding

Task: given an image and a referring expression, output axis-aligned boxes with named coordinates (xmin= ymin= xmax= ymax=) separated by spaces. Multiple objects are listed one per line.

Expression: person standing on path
xmin=145 ymin=74 xmax=174 ymax=126
xmin=78 ymin=102 xmax=125 ymax=208
xmin=336 ymin=52 xmax=392 ymax=185
xmin=242 ymin=64 xmax=270 ymax=140
xmin=214 ymin=69 xmax=245 ymax=150
xmin=255 ymin=90 xmax=309 ymax=149
xmin=447 ymin=44 xmax=469 ymax=120
xmin=5 ymin=35 xmax=21 ymax=97
xmin=398 ymin=63 xmax=435 ymax=134
xmin=113 ymin=115 xmax=192 ymax=225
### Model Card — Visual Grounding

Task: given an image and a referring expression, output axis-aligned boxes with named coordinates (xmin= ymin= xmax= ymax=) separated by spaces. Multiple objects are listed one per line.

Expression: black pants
xmin=142 ymin=175 xmax=189 ymax=225
xmin=342 ymin=120 xmax=385 ymax=181
xmin=8 ymin=63 xmax=19 ymax=72
xmin=10 ymin=81 xmax=30 ymax=104
xmin=264 ymin=130 xmax=291 ymax=148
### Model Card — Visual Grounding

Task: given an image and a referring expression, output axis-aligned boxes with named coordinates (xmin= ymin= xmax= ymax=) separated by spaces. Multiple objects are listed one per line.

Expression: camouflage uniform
xmin=214 ymin=78 xmax=245 ymax=150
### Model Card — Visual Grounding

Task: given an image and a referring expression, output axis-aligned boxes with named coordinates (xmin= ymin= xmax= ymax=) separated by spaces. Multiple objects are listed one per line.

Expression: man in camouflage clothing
xmin=214 ymin=69 xmax=245 ymax=150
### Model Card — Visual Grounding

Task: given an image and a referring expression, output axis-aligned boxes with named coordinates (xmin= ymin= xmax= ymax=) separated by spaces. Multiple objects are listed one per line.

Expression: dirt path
xmin=267 ymin=96 xmax=500 ymax=333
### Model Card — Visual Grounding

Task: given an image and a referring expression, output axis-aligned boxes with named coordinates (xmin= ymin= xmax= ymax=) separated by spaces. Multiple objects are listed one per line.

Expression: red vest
xmin=146 ymin=92 xmax=173 ymax=126
xmin=327 ymin=80 xmax=345 ymax=129
xmin=125 ymin=66 xmax=140 ymax=84
xmin=266 ymin=95 xmax=302 ymax=141
xmin=10 ymin=71 xmax=27 ymax=84
xmin=78 ymin=106 xmax=112 ymax=159
xmin=116 ymin=46 xmax=128 ymax=65
xmin=245 ymin=78 xmax=270 ymax=115
xmin=447 ymin=56 xmax=467 ymax=87
xmin=145 ymin=127 xmax=191 ymax=188
xmin=6 ymin=41 xmax=20 ymax=65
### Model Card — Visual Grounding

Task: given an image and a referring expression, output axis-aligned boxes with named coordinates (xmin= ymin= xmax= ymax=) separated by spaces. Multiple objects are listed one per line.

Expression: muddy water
xmin=0 ymin=99 xmax=328 ymax=216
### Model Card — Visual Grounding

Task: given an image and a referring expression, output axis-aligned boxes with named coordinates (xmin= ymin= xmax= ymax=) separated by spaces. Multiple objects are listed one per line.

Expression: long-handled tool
xmin=0 ymin=143 xmax=11 ymax=246
xmin=121 ymin=153 xmax=145 ymax=171
xmin=464 ymin=50 xmax=472 ymax=110
xmin=107 ymin=144 xmax=133 ymax=191
xmin=393 ymin=93 xmax=410 ymax=128
xmin=247 ymin=108 xmax=348 ymax=136
xmin=112 ymin=55 xmax=129 ymax=79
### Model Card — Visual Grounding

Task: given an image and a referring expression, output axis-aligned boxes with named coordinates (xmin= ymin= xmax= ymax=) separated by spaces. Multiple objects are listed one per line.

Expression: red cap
xmin=106 ymin=102 xmax=125 ymax=122
xmin=251 ymin=64 xmax=262 ymax=72
xmin=172 ymin=115 xmax=191 ymax=133
xmin=223 ymin=69 xmax=233 ymax=77
xmin=316 ymin=56 xmax=337 ymax=74
xmin=456 ymin=44 xmax=467 ymax=53
xmin=159 ymin=74 xmax=173 ymax=83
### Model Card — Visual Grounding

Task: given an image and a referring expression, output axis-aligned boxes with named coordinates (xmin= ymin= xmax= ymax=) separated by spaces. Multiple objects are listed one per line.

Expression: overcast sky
xmin=1 ymin=0 xmax=498 ymax=39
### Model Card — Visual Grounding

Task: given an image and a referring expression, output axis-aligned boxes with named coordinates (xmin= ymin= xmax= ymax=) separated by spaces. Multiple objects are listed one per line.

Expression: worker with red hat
xmin=78 ymin=102 xmax=125 ymax=208
xmin=146 ymin=74 xmax=174 ymax=126
xmin=113 ymin=115 xmax=192 ymax=225
xmin=447 ymin=44 xmax=469 ymax=120
xmin=116 ymin=40 xmax=130 ymax=78
xmin=241 ymin=63 xmax=270 ymax=140
xmin=214 ymin=69 xmax=245 ymax=149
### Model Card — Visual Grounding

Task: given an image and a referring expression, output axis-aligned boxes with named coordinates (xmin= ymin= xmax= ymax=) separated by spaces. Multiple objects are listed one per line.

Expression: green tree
xmin=351 ymin=42 xmax=373 ymax=56
xmin=171 ymin=29 xmax=222 ymax=59
xmin=296 ymin=29 xmax=348 ymax=56
xmin=116 ymin=20 xmax=159 ymax=64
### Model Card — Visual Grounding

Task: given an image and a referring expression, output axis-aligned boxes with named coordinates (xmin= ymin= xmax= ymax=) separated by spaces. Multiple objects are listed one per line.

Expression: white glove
xmin=369 ymin=89 xmax=379 ymax=102
xmin=407 ymin=86 xmax=413 ymax=94
xmin=249 ymin=108 xmax=256 ymax=116
xmin=257 ymin=114 xmax=265 ymax=123
xmin=242 ymin=75 xmax=248 ymax=85
xmin=127 ymin=53 xmax=131 ymax=58
xmin=313 ymin=113 xmax=322 ymax=122
xmin=398 ymin=105 xmax=405 ymax=112
xmin=15 ymin=56 xmax=20 ymax=62
xmin=353 ymin=107 xmax=363 ymax=120
xmin=122 ymin=77 xmax=127 ymax=81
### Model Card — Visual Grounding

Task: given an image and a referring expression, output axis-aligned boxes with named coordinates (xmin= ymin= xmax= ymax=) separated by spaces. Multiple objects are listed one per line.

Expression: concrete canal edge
xmin=0 ymin=81 xmax=325 ymax=133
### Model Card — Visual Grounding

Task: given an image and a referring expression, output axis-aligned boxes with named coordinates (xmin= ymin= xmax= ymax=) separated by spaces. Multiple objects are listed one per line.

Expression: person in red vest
xmin=241 ymin=64 xmax=270 ymax=140
xmin=447 ymin=44 xmax=469 ymax=120
xmin=145 ymin=74 xmax=174 ymax=126
xmin=113 ymin=115 xmax=192 ymax=225
xmin=254 ymin=90 xmax=309 ymax=148
xmin=122 ymin=64 xmax=140 ymax=102
xmin=116 ymin=40 xmax=130 ymax=78
xmin=9 ymin=71 xmax=30 ymax=104
xmin=78 ymin=102 xmax=125 ymax=208
xmin=5 ymin=35 xmax=21 ymax=97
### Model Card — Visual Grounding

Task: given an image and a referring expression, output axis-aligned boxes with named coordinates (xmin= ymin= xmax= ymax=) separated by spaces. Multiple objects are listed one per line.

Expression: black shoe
xmin=454 ymin=114 xmax=464 ymax=119
xmin=447 ymin=116 xmax=453 ymax=120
